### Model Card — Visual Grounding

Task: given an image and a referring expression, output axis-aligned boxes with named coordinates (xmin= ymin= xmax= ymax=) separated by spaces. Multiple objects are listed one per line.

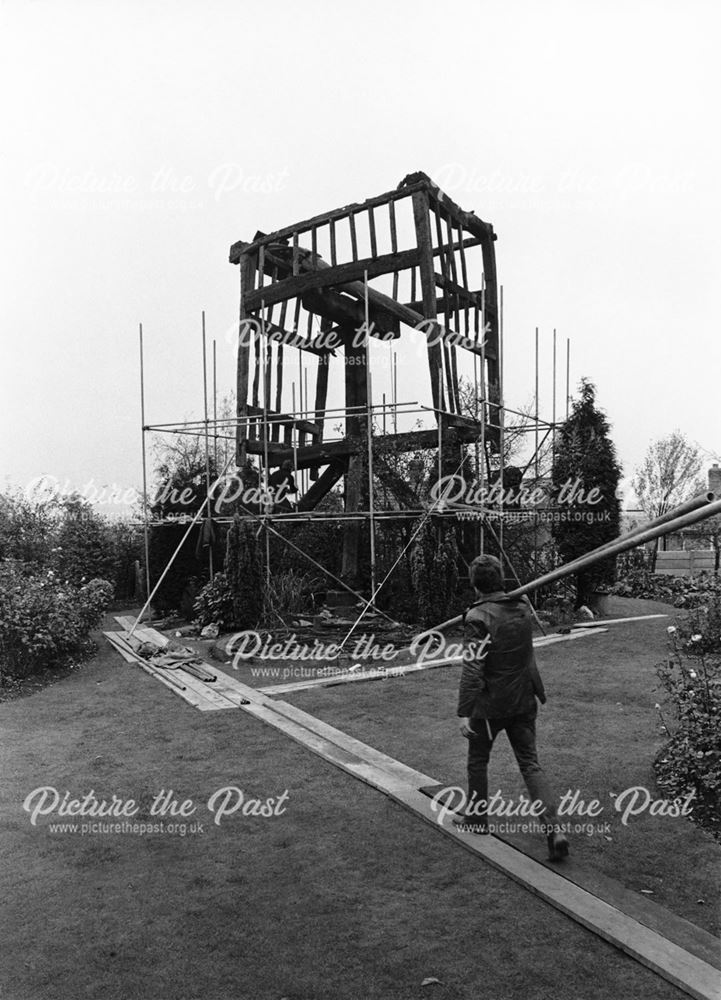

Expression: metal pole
xmin=566 ymin=337 xmax=570 ymax=420
xmin=139 ymin=323 xmax=152 ymax=604
xmin=534 ymin=326 xmax=540 ymax=579
xmin=393 ymin=351 xmax=398 ymax=433
xmin=473 ymin=297 xmax=481 ymax=558
xmin=480 ymin=278 xmax=486 ymax=555
xmin=552 ymin=328 xmax=557 ymax=427
xmin=202 ymin=312 xmax=214 ymax=580
xmin=437 ymin=370 xmax=443 ymax=492
xmin=552 ymin=327 xmax=557 ymax=468
xmin=535 ymin=327 xmax=540 ymax=476
xmin=303 ymin=365 xmax=309 ymax=497
xmin=498 ymin=285 xmax=505 ymax=571
xmin=213 ymin=338 xmax=218 ymax=472
xmin=261 ymin=301 xmax=271 ymax=593
xmin=292 ymin=382 xmax=299 ymax=485
xmin=364 ymin=270 xmax=377 ymax=604
xmin=388 ymin=338 xmax=393 ymax=415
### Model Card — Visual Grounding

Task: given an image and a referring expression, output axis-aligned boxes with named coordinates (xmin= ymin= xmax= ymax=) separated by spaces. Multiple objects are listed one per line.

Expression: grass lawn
xmin=288 ymin=613 xmax=721 ymax=937
xmin=0 ymin=609 xmax=717 ymax=1000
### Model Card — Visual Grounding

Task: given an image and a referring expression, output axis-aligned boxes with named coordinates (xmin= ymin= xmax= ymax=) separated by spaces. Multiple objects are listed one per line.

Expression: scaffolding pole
xmin=213 ymin=338 xmax=218 ymax=470
xmin=498 ymin=285 xmax=505 ymax=571
xmin=261 ymin=301 xmax=271 ymax=591
xmin=480 ymin=277 xmax=486 ymax=554
xmin=566 ymin=337 xmax=571 ymax=420
xmin=437 ymin=370 xmax=443 ymax=489
xmin=552 ymin=327 xmax=557 ymax=469
xmin=393 ymin=351 xmax=398 ymax=433
xmin=202 ymin=311 xmax=214 ymax=580
xmin=138 ymin=323 xmax=151 ymax=603
xmin=364 ymin=270 xmax=377 ymax=604
xmin=534 ymin=326 xmax=540 ymax=580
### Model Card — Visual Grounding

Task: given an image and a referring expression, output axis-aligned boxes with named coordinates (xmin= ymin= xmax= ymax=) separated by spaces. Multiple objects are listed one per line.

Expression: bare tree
xmin=456 ymin=377 xmax=552 ymax=476
xmin=633 ymin=431 xmax=705 ymax=518
xmin=150 ymin=392 xmax=237 ymax=496
xmin=633 ymin=432 xmax=706 ymax=563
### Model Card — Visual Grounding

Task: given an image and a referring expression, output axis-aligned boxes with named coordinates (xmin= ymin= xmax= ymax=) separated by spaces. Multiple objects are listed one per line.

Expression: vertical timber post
xmin=411 ymin=190 xmax=445 ymax=415
xmin=340 ymin=323 xmax=368 ymax=588
xmin=236 ymin=252 xmax=255 ymax=469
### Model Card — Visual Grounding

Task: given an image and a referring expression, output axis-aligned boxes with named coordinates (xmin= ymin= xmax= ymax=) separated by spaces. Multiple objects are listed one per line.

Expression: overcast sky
xmin=1 ymin=0 xmax=719 ymax=509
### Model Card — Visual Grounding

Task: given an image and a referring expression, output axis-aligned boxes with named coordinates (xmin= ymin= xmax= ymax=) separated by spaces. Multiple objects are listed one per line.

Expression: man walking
xmin=455 ymin=554 xmax=569 ymax=862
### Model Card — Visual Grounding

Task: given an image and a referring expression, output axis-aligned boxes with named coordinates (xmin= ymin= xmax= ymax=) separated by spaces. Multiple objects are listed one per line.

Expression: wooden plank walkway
xmin=257 ymin=628 xmax=609 ymax=695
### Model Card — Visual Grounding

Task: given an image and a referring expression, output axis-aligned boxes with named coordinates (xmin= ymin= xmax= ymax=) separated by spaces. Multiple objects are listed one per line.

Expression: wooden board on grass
xmin=414 ymin=783 xmax=721 ymax=973
xmin=105 ymin=630 xmax=236 ymax=712
xmin=232 ymin=694 xmax=720 ymax=1000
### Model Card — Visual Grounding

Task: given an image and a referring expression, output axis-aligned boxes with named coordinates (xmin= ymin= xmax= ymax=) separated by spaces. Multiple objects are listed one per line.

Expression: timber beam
xmin=301 ymin=288 xmax=400 ymax=340
xmin=246 ymin=404 xmax=320 ymax=438
xmin=297 ymin=459 xmax=348 ymax=511
xmin=244 ymin=424 xmax=481 ymax=471
xmin=244 ymin=248 xmax=421 ymax=312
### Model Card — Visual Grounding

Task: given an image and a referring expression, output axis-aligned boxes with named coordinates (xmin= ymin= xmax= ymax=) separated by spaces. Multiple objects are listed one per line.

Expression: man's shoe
xmin=546 ymin=828 xmax=570 ymax=861
xmin=452 ymin=814 xmax=488 ymax=835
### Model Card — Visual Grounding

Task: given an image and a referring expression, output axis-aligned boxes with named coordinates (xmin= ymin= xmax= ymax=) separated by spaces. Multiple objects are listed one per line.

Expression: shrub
xmin=0 ymin=491 xmax=57 ymax=568
xmin=675 ymin=595 xmax=721 ymax=655
xmin=0 ymin=490 xmax=131 ymax=598
xmin=76 ymin=578 xmax=115 ymax=631
xmin=654 ymin=614 xmax=721 ymax=838
xmin=193 ymin=573 xmax=235 ymax=631
xmin=612 ymin=567 xmax=721 ymax=610
xmin=0 ymin=564 xmax=112 ymax=680
xmin=52 ymin=497 xmax=116 ymax=587
xmin=265 ymin=569 xmax=321 ymax=618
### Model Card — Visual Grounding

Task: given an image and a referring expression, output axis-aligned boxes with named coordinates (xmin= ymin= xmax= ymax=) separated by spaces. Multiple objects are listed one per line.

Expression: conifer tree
xmin=551 ymin=379 xmax=622 ymax=607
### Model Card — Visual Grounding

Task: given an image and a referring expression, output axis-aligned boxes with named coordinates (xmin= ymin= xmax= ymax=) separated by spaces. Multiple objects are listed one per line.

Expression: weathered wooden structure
xmin=229 ymin=171 xmax=502 ymax=585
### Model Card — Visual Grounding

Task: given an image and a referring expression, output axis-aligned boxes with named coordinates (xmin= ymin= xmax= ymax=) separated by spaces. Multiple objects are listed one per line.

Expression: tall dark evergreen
xmin=225 ymin=516 xmax=263 ymax=628
xmin=551 ymin=379 xmax=622 ymax=607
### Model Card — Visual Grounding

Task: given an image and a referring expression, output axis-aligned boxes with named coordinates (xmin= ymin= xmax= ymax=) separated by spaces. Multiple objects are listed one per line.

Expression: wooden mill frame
xmin=229 ymin=171 xmax=503 ymax=588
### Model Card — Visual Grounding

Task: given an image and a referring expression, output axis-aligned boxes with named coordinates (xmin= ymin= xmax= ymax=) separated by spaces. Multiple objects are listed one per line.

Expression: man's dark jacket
xmin=457 ymin=592 xmax=546 ymax=720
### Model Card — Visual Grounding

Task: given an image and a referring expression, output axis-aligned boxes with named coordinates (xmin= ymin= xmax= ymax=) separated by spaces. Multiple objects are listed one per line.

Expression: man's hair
xmin=469 ymin=554 xmax=504 ymax=593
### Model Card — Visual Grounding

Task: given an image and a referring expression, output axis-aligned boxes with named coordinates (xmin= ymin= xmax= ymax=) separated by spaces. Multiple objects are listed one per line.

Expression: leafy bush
xmin=675 ymin=596 xmax=721 ymax=655
xmin=52 ymin=497 xmax=117 ymax=586
xmin=612 ymin=567 xmax=721 ymax=609
xmin=265 ymin=569 xmax=320 ymax=618
xmin=654 ymin=610 xmax=721 ymax=838
xmin=0 ymin=564 xmax=112 ymax=679
xmin=0 ymin=490 xmax=141 ymax=601
xmin=0 ymin=491 xmax=57 ymax=568
xmin=193 ymin=573 xmax=235 ymax=631
xmin=267 ymin=512 xmax=344 ymax=589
